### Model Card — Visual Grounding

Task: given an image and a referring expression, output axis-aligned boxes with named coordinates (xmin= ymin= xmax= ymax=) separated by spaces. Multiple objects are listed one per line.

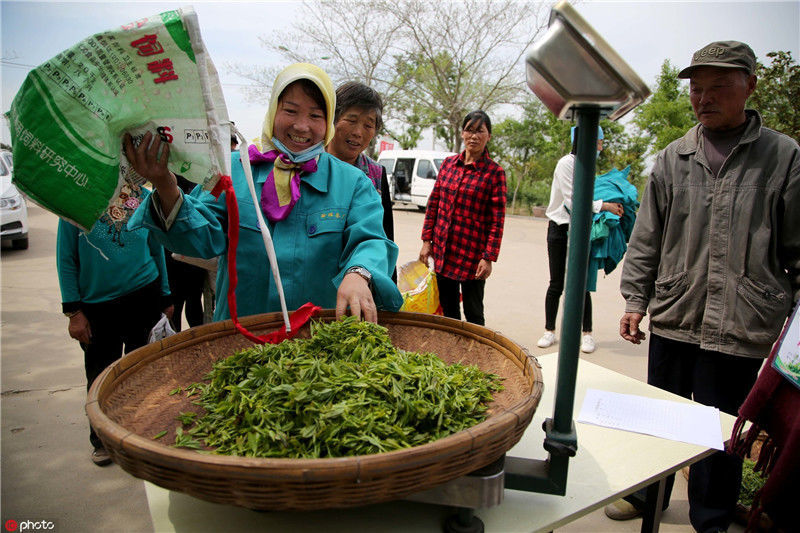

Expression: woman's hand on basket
xmin=123 ymin=132 xmax=181 ymax=214
xmin=336 ymin=273 xmax=378 ymax=323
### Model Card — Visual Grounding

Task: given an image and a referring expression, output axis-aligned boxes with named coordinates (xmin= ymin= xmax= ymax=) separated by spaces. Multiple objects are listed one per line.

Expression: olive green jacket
xmin=621 ymin=110 xmax=800 ymax=358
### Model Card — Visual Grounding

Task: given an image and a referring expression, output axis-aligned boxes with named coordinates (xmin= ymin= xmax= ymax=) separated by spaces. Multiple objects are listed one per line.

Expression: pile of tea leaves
xmin=169 ymin=317 xmax=503 ymax=458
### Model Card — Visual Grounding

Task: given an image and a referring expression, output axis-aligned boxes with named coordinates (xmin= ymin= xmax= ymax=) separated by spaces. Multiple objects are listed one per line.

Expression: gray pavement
xmin=1 ymin=203 xmax=742 ymax=532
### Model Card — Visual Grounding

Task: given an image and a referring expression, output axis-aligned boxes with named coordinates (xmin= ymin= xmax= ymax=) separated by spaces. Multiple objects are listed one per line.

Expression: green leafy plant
xmin=171 ymin=317 xmax=503 ymax=458
xmin=738 ymin=459 xmax=767 ymax=508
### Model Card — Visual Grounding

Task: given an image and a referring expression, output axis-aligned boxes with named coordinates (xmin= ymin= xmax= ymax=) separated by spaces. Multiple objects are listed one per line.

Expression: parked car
xmin=376 ymin=149 xmax=455 ymax=211
xmin=1 ymin=151 xmax=29 ymax=250
xmin=1 ymin=149 xmax=12 ymax=170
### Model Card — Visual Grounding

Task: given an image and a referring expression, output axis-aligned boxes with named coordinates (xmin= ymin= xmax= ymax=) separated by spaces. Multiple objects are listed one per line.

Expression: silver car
xmin=1 ymin=151 xmax=29 ymax=250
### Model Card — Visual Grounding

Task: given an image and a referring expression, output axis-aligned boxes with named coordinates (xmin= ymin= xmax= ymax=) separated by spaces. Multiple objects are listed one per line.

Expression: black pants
xmin=436 ymin=274 xmax=486 ymax=326
xmin=625 ymin=334 xmax=762 ymax=532
xmin=80 ymin=280 xmax=163 ymax=449
xmin=545 ymin=221 xmax=592 ymax=331
xmin=165 ymin=254 xmax=206 ymax=331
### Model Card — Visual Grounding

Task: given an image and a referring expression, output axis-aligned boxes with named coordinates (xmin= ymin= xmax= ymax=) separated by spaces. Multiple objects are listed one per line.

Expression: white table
xmin=145 ymin=353 xmax=736 ymax=532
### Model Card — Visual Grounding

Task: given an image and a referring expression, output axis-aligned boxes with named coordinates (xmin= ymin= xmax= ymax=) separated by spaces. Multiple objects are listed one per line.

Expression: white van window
xmin=416 ymin=159 xmax=434 ymax=179
xmin=1 ymin=151 xmax=12 ymax=171
xmin=434 ymin=158 xmax=446 ymax=171
xmin=377 ymin=158 xmax=395 ymax=174
xmin=0 ymin=157 xmax=9 ymax=177
xmin=395 ymin=158 xmax=415 ymax=179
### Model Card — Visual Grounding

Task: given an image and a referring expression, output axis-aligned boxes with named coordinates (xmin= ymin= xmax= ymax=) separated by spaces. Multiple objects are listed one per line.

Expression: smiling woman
xmin=272 ymin=80 xmax=328 ymax=154
xmin=327 ymin=81 xmax=394 ymax=246
xmin=124 ymin=63 xmax=403 ymax=324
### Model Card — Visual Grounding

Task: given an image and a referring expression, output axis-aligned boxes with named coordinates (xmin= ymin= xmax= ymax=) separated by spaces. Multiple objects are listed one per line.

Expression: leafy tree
xmin=392 ymin=115 xmax=425 ymax=150
xmin=492 ymin=99 xmax=564 ymax=211
xmin=389 ymin=50 xmax=466 ymax=151
xmin=749 ymin=51 xmax=800 ymax=142
xmin=233 ymin=0 xmax=550 ymax=152
xmin=491 ymin=97 xmax=634 ymax=211
xmin=599 ymin=125 xmax=649 ymax=193
xmin=632 ymin=60 xmax=696 ymax=157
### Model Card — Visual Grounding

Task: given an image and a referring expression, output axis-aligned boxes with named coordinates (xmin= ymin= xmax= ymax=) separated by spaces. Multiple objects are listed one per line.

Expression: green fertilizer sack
xmin=6 ymin=7 xmax=230 ymax=230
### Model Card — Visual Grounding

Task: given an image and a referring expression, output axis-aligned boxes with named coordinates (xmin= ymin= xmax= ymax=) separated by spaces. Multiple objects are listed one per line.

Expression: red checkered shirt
xmin=421 ymin=150 xmax=507 ymax=281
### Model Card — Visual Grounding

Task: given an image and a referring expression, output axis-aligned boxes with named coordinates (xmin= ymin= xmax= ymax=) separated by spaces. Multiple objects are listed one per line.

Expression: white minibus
xmin=376 ymin=149 xmax=455 ymax=210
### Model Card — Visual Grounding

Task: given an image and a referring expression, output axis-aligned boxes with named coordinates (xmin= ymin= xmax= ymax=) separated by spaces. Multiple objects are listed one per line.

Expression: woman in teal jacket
xmin=126 ymin=63 xmax=401 ymax=322
xmin=57 ymin=185 xmax=172 ymax=466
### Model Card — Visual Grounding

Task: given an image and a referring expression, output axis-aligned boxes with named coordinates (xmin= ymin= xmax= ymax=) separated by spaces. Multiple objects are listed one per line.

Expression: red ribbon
xmin=211 ymin=175 xmax=320 ymax=344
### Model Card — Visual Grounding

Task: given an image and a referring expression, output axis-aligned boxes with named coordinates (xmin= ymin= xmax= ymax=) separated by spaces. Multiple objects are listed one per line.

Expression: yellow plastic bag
xmin=398 ymin=260 xmax=441 ymax=315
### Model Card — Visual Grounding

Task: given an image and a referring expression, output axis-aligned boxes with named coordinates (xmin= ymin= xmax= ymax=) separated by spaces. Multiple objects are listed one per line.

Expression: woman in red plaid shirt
xmin=418 ymin=110 xmax=507 ymax=325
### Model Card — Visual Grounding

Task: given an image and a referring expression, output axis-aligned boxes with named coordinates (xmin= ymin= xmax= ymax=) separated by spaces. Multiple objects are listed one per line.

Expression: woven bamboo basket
xmin=87 ymin=310 xmax=543 ymax=511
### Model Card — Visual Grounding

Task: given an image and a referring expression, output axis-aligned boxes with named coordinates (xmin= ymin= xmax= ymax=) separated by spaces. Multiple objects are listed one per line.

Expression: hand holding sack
xmin=7 ymin=7 xmax=230 ymax=230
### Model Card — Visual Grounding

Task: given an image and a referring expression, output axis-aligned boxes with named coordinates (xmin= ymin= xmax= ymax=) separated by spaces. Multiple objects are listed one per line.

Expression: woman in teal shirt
xmin=126 ymin=63 xmax=401 ymax=322
xmin=57 ymin=185 xmax=172 ymax=466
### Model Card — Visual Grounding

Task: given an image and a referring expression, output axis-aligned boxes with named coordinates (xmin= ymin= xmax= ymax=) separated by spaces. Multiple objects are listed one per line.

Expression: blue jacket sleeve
xmin=128 ymin=188 xmax=228 ymax=260
xmin=147 ymin=232 xmax=171 ymax=299
xmin=332 ymin=175 xmax=403 ymax=311
xmin=56 ymin=220 xmax=82 ymax=305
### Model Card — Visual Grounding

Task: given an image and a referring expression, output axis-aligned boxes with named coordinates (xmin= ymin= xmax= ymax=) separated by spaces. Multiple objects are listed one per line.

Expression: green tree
xmin=491 ymin=97 xmax=634 ymax=211
xmin=599 ymin=126 xmax=650 ymax=193
xmin=632 ymin=60 xmax=696 ymax=157
xmin=749 ymin=51 xmax=800 ymax=142
xmin=492 ymin=99 xmax=567 ymax=212
xmin=234 ymin=0 xmax=550 ymax=152
xmin=389 ymin=50 xmax=467 ymax=151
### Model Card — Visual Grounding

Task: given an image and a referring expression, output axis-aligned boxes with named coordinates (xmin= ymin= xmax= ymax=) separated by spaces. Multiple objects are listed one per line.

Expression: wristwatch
xmin=64 ymin=310 xmax=81 ymax=318
xmin=345 ymin=266 xmax=373 ymax=286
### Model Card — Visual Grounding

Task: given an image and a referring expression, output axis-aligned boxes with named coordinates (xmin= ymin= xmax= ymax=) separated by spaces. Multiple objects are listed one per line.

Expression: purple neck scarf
xmin=249 ymin=145 xmax=318 ymax=222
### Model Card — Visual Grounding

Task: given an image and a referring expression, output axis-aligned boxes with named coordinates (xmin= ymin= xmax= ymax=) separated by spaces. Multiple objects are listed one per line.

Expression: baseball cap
xmin=570 ymin=126 xmax=604 ymax=144
xmin=678 ymin=41 xmax=756 ymax=79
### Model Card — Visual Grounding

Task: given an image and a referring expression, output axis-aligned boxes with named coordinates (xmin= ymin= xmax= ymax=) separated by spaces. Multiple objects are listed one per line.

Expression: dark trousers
xmin=436 ymin=274 xmax=486 ymax=326
xmin=166 ymin=254 xmax=206 ymax=331
xmin=625 ymin=334 xmax=762 ymax=532
xmin=80 ymin=280 xmax=163 ymax=449
xmin=545 ymin=221 xmax=592 ymax=332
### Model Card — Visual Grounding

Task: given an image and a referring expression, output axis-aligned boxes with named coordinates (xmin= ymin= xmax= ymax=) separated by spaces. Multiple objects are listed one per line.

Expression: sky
xmin=1 ymin=0 xmax=799 ymax=147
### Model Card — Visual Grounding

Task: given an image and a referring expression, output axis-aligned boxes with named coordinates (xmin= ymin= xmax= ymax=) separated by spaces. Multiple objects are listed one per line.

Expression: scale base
xmin=405 ymin=455 xmax=506 ymax=509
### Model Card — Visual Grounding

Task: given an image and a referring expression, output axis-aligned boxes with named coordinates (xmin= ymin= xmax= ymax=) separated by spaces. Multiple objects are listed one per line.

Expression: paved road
xmin=2 ymin=202 xmax=725 ymax=532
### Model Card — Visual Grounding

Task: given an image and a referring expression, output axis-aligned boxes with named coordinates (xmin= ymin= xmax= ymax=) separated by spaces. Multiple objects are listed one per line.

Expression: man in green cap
xmin=606 ymin=41 xmax=800 ymax=532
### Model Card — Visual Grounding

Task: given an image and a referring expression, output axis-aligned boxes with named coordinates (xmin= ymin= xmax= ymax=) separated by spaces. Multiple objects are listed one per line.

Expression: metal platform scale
xmin=405 ymin=3 xmax=650 ymax=531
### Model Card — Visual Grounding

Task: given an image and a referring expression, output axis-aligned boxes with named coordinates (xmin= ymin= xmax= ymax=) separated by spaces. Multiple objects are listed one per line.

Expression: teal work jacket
xmin=129 ymin=151 xmax=402 ymax=321
xmin=587 ymin=166 xmax=639 ymax=292
xmin=58 ymin=188 xmax=170 ymax=306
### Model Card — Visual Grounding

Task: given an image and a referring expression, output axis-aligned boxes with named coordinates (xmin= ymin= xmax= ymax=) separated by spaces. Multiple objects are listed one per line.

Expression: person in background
xmin=163 ymin=174 xmax=207 ymax=331
xmin=57 ymin=185 xmax=173 ymax=466
xmin=125 ymin=63 xmax=402 ymax=323
xmin=607 ymin=41 xmax=800 ymax=531
xmin=418 ymin=110 xmax=506 ymax=326
xmin=537 ymin=126 xmax=624 ymax=354
xmin=230 ymin=120 xmax=239 ymax=152
xmin=326 ymin=81 xmax=394 ymax=244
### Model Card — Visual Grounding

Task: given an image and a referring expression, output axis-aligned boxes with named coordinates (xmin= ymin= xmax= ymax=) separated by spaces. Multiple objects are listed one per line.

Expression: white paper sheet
xmin=577 ymin=389 xmax=724 ymax=450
